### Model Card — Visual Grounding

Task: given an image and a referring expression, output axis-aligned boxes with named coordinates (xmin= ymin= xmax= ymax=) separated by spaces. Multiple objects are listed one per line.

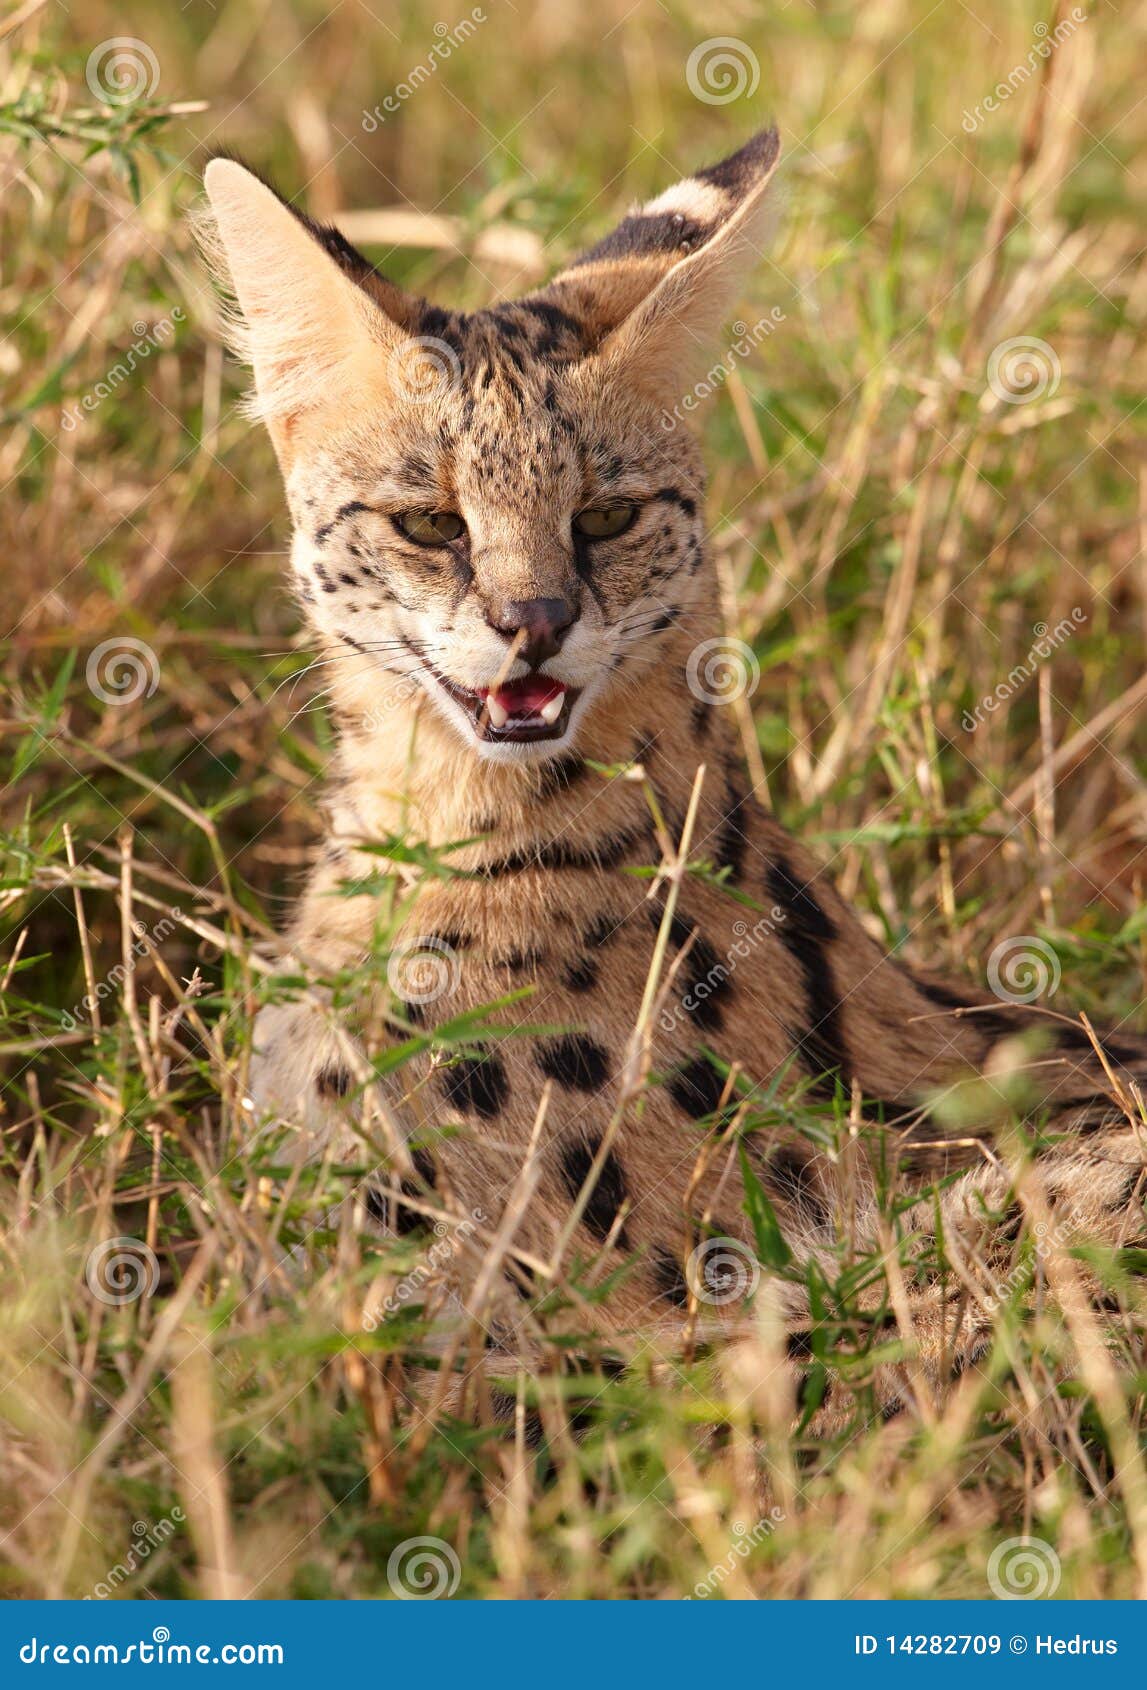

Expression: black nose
xmin=484 ymin=596 xmax=576 ymax=667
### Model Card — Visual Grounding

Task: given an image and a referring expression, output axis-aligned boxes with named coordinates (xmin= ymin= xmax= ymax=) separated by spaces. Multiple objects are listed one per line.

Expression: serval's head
xmin=201 ymin=129 xmax=780 ymax=764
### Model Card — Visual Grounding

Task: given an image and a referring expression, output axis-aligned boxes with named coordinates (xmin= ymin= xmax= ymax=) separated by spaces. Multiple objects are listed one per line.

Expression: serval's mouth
xmin=431 ymin=668 xmax=581 ymax=744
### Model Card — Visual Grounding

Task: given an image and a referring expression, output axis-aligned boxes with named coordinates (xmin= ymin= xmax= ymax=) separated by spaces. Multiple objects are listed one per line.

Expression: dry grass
xmin=1 ymin=0 xmax=1146 ymax=1600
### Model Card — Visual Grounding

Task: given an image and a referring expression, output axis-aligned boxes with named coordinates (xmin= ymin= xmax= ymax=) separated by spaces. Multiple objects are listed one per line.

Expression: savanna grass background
xmin=2 ymin=0 xmax=1147 ymax=1600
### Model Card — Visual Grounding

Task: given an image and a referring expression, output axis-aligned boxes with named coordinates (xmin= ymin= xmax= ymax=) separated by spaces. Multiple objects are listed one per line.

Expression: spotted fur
xmin=201 ymin=129 xmax=1147 ymax=1431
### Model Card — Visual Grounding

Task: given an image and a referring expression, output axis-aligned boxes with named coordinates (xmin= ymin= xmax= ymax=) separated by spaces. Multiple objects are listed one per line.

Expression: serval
xmin=201 ymin=127 xmax=1147 ymax=1430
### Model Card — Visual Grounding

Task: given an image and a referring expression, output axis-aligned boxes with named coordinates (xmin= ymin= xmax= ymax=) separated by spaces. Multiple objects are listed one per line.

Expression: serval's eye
xmin=394 ymin=510 xmax=465 ymax=546
xmin=573 ymin=504 xmax=637 ymax=540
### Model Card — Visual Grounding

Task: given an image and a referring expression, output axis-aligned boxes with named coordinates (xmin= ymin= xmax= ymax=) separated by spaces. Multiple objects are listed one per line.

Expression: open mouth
xmin=432 ymin=669 xmax=580 ymax=744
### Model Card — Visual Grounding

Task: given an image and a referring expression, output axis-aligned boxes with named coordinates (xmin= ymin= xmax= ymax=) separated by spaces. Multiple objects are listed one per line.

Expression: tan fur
xmin=202 ymin=128 xmax=1147 ymax=1431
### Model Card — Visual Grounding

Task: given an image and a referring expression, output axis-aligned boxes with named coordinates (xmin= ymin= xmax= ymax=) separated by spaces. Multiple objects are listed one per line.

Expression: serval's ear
xmin=542 ymin=127 xmax=781 ymax=401
xmin=198 ymin=159 xmax=423 ymax=461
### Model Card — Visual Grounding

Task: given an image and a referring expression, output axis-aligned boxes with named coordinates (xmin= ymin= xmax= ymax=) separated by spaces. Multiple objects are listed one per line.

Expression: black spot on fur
xmin=632 ymin=726 xmax=659 ymax=766
xmin=697 ymin=1236 xmax=752 ymax=1301
xmin=767 ymin=854 xmax=848 ymax=1092
xmin=364 ymin=1186 xmax=389 ymax=1227
xmin=538 ymin=755 xmax=588 ymax=798
xmin=563 ymin=956 xmax=599 ymax=993
xmin=950 ymin=1337 xmax=991 ymax=1380
xmin=1107 ymin=1170 xmax=1143 ymax=1213
xmin=1054 ymin=1021 xmax=1144 ymax=1069
xmin=668 ymin=1055 xmax=727 ymax=1120
xmin=315 ymin=1064 xmax=350 ymax=1099
xmin=651 ymin=1246 xmax=690 ymax=1307
xmin=489 ymin=1389 xmax=545 ymax=1447
xmin=515 ymin=297 xmax=586 ymax=355
xmin=656 ymin=909 xmax=733 ymax=1031
xmin=314 ymin=499 xmax=373 ymax=545
xmin=691 ymin=698 xmax=713 ymax=739
xmin=432 ymin=928 xmax=469 ymax=952
xmin=786 ymin=1330 xmax=814 ymax=1359
xmin=536 ymin=1034 xmax=611 ymax=1094
xmin=999 ymin=1202 xmax=1024 ymax=1242
xmin=585 ymin=913 xmax=621 ymax=948
xmin=477 ymin=824 xmax=647 ymax=877
xmin=508 ymin=1262 xmax=542 ymax=1302
xmin=794 ymin=1371 xmax=819 ymax=1414
xmin=767 ymin=856 xmax=836 ymax=941
xmin=559 ymin=1137 xmax=630 ymax=1245
xmin=907 ymin=973 xmax=1016 ymax=1044
xmin=714 ymin=781 xmax=750 ymax=882
xmin=440 ymin=1048 xmax=509 ymax=1119
xmin=651 ymin=486 xmax=697 ymax=519
xmin=390 ymin=1149 xmax=437 ymax=1236
xmin=499 ymin=948 xmax=543 ymax=971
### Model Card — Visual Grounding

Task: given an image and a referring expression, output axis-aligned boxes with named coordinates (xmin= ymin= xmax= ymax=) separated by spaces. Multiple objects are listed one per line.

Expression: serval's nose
xmin=484 ymin=596 xmax=576 ymax=668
